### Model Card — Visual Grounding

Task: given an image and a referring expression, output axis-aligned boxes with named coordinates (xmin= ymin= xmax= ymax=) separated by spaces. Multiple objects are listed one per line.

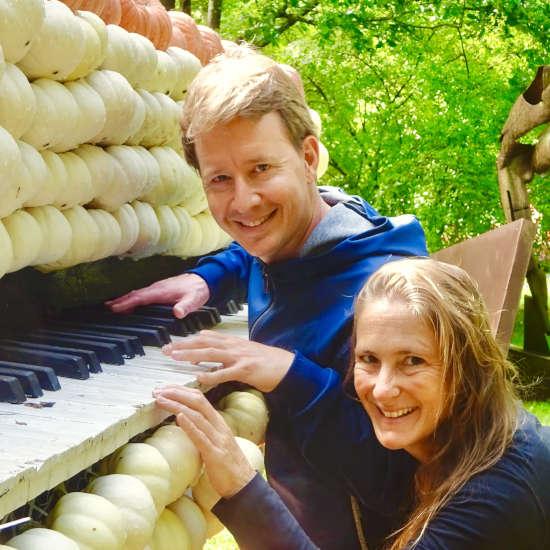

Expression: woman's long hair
xmin=350 ymin=257 xmax=520 ymax=549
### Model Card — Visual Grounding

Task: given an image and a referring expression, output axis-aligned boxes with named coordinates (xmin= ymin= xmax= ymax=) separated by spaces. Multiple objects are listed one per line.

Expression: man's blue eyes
xmin=211 ymin=165 xmax=270 ymax=183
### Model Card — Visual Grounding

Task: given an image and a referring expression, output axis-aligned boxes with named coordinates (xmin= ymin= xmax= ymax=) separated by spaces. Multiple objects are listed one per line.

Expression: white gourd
xmin=64 ymin=80 xmax=107 ymax=149
xmin=177 ymin=179 xmax=206 ymax=216
xmin=57 ymin=151 xmax=95 ymax=207
xmin=105 ymin=145 xmax=149 ymax=202
xmin=87 ymin=474 xmax=157 ymax=550
xmin=0 ymin=126 xmax=23 ymax=218
xmin=130 ymin=33 xmax=158 ymax=90
xmin=0 ymin=220 xmax=14 ymax=279
xmin=7 ymin=527 xmax=79 ymax=550
xmin=144 ymin=424 xmax=202 ymax=503
xmin=0 ymin=45 xmax=4 ymax=79
xmin=168 ymin=496 xmax=207 ymax=550
xmin=108 ymin=442 xmax=171 ymax=515
xmin=148 ymin=50 xmax=178 ymax=96
xmin=168 ymin=208 xmax=202 ymax=258
xmin=111 ymin=203 xmax=140 ymax=255
xmin=18 ymin=140 xmax=49 ymax=208
xmin=128 ymin=201 xmax=161 ymax=259
xmin=87 ymin=209 xmax=122 ymax=261
xmin=73 ymin=144 xmax=116 ymax=201
xmin=17 ymin=0 xmax=85 ymax=81
xmin=0 ymin=63 xmax=36 ymax=139
xmin=216 ymin=390 xmax=269 ymax=444
xmin=317 ymin=141 xmax=329 ymax=178
xmin=194 ymin=211 xmax=223 ymax=256
xmin=148 ymin=509 xmax=191 ymax=550
xmin=89 ymin=153 xmax=130 ymax=211
xmin=0 ymin=0 xmax=45 ymax=64
xmin=150 ymin=92 xmax=181 ymax=146
xmin=38 ymin=206 xmax=100 ymax=271
xmin=3 ymin=209 xmax=43 ymax=272
xmin=22 ymin=79 xmax=80 ymax=152
xmin=192 ymin=436 xmax=264 ymax=511
xmin=162 ymin=205 xmax=191 ymax=258
xmin=140 ymin=146 xmax=186 ymax=205
xmin=153 ymin=205 xmax=182 ymax=255
xmin=100 ymin=25 xmax=139 ymax=87
xmin=27 ymin=205 xmax=72 ymax=265
xmin=165 ymin=47 xmax=201 ymax=101
xmin=127 ymin=89 xmax=162 ymax=147
xmin=40 ymin=150 xmax=69 ymax=209
xmin=49 ymin=492 xmax=126 ymax=550
xmin=67 ymin=11 xmax=108 ymax=80
xmin=133 ymin=146 xmax=161 ymax=197
xmin=86 ymin=70 xmax=145 ymax=145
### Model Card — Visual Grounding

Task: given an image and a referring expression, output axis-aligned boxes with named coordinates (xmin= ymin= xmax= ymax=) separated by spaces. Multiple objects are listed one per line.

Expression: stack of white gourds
xmin=2 ymin=389 xmax=269 ymax=550
xmin=0 ymin=0 xmax=232 ymax=280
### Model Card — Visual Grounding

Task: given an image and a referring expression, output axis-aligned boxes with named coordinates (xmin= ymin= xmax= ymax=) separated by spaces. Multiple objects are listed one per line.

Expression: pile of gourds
xmin=0 ymin=0 xmax=231 ymax=280
xmin=1 ymin=389 xmax=269 ymax=550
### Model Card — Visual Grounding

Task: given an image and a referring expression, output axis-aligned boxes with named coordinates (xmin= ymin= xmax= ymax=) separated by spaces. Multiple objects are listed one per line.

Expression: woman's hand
xmin=153 ymin=385 xmax=256 ymax=499
xmin=163 ymin=332 xmax=295 ymax=392
xmin=105 ymin=273 xmax=209 ymax=318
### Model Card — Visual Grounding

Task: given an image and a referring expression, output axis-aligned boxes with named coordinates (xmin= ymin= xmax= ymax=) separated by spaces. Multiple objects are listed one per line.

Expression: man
xmin=107 ymin=47 xmax=428 ymax=549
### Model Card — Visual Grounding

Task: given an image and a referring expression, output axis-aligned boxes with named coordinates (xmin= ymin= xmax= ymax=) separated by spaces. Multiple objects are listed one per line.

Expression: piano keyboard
xmin=0 ymin=302 xmax=249 ymax=520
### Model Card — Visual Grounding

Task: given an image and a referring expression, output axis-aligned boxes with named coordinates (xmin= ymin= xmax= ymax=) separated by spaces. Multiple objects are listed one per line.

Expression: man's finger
xmin=196 ymin=366 xmax=246 ymax=387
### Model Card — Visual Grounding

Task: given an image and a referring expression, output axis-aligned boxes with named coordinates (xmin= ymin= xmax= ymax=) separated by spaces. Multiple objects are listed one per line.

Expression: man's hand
xmin=163 ymin=332 xmax=295 ymax=392
xmin=153 ymin=385 xmax=256 ymax=499
xmin=104 ymin=273 xmax=209 ymax=318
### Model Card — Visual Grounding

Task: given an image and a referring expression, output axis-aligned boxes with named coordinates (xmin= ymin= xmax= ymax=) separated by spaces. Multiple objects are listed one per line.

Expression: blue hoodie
xmin=189 ymin=187 xmax=428 ymax=549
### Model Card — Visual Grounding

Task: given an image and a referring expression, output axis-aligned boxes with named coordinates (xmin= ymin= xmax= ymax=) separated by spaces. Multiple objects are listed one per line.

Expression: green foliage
xmin=216 ymin=0 xmax=550 ymax=261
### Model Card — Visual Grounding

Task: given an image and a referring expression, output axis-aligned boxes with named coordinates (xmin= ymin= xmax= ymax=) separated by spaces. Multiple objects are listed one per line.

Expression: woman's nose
xmin=372 ymin=366 xmax=400 ymax=401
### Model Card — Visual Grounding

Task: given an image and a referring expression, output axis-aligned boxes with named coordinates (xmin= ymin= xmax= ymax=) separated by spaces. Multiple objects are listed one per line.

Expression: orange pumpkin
xmin=168 ymin=10 xmax=206 ymax=64
xmin=99 ymin=0 xmax=121 ymax=24
xmin=119 ymin=0 xmax=172 ymax=50
xmin=77 ymin=0 xmax=106 ymax=15
xmin=59 ymin=0 xmax=84 ymax=9
xmin=197 ymin=24 xmax=223 ymax=63
xmin=169 ymin=25 xmax=188 ymax=49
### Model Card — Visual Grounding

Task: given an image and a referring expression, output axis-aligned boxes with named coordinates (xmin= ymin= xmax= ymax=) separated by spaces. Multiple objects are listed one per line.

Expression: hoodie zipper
xmin=249 ymin=262 xmax=275 ymax=340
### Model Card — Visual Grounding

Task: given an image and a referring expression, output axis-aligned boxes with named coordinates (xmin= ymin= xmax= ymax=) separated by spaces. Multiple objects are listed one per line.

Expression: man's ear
xmin=302 ymin=135 xmax=319 ymax=183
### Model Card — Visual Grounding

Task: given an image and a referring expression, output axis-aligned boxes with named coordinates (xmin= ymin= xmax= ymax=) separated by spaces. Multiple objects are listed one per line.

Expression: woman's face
xmin=354 ymin=298 xmax=447 ymax=463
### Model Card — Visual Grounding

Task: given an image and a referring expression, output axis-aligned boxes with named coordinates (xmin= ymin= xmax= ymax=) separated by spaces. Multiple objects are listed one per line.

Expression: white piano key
xmin=0 ymin=308 xmax=249 ymax=519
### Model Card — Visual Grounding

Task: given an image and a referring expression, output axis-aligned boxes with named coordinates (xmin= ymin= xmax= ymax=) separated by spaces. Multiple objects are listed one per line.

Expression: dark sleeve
xmin=213 ymin=473 xmax=319 ymax=550
xmin=187 ymin=242 xmax=252 ymax=306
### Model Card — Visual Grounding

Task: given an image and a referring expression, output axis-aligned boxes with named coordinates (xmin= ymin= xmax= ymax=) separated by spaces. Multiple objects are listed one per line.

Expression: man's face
xmin=195 ymin=112 xmax=321 ymax=263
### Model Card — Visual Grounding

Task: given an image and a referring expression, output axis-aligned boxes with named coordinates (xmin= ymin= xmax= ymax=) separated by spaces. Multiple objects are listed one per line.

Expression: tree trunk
xmin=160 ymin=0 xmax=175 ymax=9
xmin=207 ymin=0 xmax=222 ymax=30
xmin=182 ymin=0 xmax=191 ymax=14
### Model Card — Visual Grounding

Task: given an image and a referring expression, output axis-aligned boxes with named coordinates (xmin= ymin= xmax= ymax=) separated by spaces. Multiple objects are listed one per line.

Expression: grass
xmin=205 ymin=528 xmax=239 ymax=550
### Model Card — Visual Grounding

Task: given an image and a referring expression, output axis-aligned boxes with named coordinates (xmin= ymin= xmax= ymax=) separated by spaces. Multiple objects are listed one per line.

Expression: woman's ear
xmin=302 ymin=135 xmax=319 ymax=183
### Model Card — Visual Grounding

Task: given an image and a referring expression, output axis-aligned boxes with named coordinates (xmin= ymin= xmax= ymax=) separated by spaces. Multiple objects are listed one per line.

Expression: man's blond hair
xmin=181 ymin=45 xmax=316 ymax=171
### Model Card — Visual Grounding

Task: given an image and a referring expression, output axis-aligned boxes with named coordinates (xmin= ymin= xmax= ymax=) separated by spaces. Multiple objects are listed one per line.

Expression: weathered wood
xmin=432 ymin=219 xmax=535 ymax=352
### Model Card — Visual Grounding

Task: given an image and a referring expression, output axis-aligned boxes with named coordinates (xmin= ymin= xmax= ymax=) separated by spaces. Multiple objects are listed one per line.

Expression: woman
xmin=154 ymin=258 xmax=550 ymax=549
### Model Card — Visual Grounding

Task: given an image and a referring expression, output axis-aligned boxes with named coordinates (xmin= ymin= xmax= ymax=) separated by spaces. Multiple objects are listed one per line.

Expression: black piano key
xmin=200 ymin=306 xmax=223 ymax=324
xmin=0 ymin=361 xmax=60 ymax=391
xmin=48 ymin=320 xmax=169 ymax=347
xmin=23 ymin=333 xmax=124 ymax=365
xmin=0 ymin=340 xmax=102 ymax=374
xmin=0 ymin=345 xmax=89 ymax=380
xmin=0 ymin=375 xmax=25 ymax=403
xmin=218 ymin=299 xmax=240 ymax=315
xmin=65 ymin=311 xmax=187 ymax=337
xmin=0 ymin=367 xmax=42 ymax=397
xmin=188 ymin=308 xmax=219 ymax=329
xmin=133 ymin=304 xmax=177 ymax=318
xmin=36 ymin=328 xmax=140 ymax=358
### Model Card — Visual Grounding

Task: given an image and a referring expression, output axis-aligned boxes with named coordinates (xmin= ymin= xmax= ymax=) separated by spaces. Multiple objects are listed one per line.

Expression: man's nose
xmin=231 ymin=177 xmax=261 ymax=212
